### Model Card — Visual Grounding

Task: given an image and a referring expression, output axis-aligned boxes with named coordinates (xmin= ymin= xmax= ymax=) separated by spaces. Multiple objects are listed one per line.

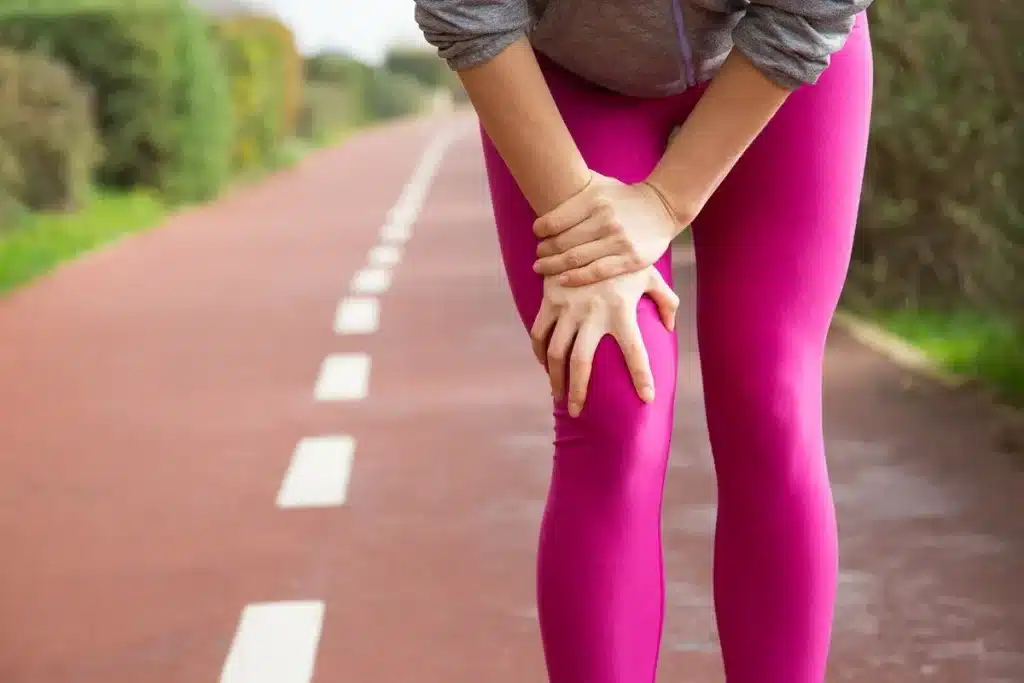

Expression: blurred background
xmin=0 ymin=0 xmax=1019 ymax=400
xmin=0 ymin=1 xmax=1021 ymax=682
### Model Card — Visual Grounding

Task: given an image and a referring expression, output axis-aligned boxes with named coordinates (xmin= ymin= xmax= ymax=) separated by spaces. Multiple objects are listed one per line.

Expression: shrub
xmin=384 ymin=47 xmax=451 ymax=89
xmin=848 ymin=2 xmax=1023 ymax=316
xmin=0 ymin=47 xmax=99 ymax=222
xmin=304 ymin=52 xmax=427 ymax=124
xmin=245 ymin=15 xmax=302 ymax=137
xmin=297 ymin=81 xmax=358 ymax=143
xmin=0 ymin=1 xmax=233 ymax=204
xmin=0 ymin=136 xmax=25 ymax=229
xmin=213 ymin=14 xmax=302 ymax=171
xmin=361 ymin=69 xmax=428 ymax=121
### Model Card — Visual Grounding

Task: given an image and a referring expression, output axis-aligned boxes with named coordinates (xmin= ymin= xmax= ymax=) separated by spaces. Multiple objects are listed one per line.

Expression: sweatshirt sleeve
xmin=413 ymin=0 xmax=532 ymax=71
xmin=731 ymin=0 xmax=873 ymax=89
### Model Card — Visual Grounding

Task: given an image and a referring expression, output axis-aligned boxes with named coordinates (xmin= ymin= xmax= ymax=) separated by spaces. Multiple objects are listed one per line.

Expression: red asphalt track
xmin=0 ymin=113 xmax=1021 ymax=682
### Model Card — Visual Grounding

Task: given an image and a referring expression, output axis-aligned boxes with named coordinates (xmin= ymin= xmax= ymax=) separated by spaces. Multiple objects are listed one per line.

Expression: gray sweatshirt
xmin=413 ymin=0 xmax=873 ymax=96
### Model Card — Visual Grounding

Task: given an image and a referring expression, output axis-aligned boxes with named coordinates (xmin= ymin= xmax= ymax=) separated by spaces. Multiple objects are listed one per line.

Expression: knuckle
xmin=596 ymin=261 xmax=617 ymax=279
xmin=566 ymin=251 xmax=583 ymax=268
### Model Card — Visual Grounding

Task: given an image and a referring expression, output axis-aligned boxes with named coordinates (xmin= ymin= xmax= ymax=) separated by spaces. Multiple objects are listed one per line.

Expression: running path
xmin=0 ymin=111 xmax=1022 ymax=683
xmin=0 ymin=116 xmax=449 ymax=682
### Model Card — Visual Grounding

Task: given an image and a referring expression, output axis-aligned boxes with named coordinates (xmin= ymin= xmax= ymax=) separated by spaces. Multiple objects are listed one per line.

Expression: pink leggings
xmin=480 ymin=14 xmax=872 ymax=683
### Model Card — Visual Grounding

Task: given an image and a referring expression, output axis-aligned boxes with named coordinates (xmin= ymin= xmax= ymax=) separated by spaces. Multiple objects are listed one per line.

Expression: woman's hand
xmin=530 ymin=265 xmax=678 ymax=417
xmin=531 ymin=171 xmax=689 ymax=287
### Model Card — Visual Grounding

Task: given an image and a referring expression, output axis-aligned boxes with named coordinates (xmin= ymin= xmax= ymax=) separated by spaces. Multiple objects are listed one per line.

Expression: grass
xmin=875 ymin=308 xmax=1024 ymax=406
xmin=0 ymin=187 xmax=165 ymax=295
xmin=0 ymin=133 xmax=347 ymax=297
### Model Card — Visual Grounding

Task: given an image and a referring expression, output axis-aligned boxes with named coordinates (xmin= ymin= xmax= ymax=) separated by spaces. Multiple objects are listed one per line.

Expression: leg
xmin=479 ymin=61 xmax=680 ymax=683
xmin=689 ymin=15 xmax=873 ymax=682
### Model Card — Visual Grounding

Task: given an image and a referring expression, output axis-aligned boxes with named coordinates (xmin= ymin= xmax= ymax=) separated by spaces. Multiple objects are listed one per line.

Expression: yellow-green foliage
xmin=0 ymin=47 xmax=100 ymax=226
xmin=246 ymin=15 xmax=302 ymax=137
xmin=0 ymin=1 xmax=233 ymax=204
xmin=214 ymin=15 xmax=302 ymax=171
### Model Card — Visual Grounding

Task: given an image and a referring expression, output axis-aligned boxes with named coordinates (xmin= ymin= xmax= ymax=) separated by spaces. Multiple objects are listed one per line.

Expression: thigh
xmin=479 ymin=60 xmax=680 ymax=443
xmin=479 ymin=59 xmax=679 ymax=331
xmin=690 ymin=15 xmax=873 ymax=468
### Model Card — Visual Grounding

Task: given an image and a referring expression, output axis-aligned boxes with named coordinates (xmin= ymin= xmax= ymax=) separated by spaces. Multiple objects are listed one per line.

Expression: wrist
xmin=642 ymin=171 xmax=701 ymax=234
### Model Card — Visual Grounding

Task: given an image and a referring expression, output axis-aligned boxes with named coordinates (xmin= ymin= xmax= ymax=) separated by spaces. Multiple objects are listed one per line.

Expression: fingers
xmin=558 ymin=254 xmax=639 ymax=287
xmin=612 ymin=315 xmax=655 ymax=403
xmin=533 ymin=185 xmax=596 ymax=239
xmin=529 ymin=302 xmax=557 ymax=366
xmin=533 ymin=237 xmax=618 ymax=278
xmin=546 ymin=312 xmax=579 ymax=402
xmin=567 ymin=319 xmax=601 ymax=417
xmin=644 ymin=270 xmax=679 ymax=332
xmin=535 ymin=213 xmax=607 ymax=258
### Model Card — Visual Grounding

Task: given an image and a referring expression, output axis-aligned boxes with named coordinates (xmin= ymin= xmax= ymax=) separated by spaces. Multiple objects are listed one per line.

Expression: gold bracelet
xmin=640 ymin=179 xmax=679 ymax=223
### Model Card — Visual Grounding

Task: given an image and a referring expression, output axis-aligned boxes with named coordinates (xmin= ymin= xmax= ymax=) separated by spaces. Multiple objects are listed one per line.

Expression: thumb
xmin=645 ymin=269 xmax=679 ymax=332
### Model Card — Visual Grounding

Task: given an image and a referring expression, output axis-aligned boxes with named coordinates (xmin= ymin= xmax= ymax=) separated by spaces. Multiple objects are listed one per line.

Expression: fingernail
xmin=558 ymin=274 xmax=570 ymax=284
xmin=640 ymin=386 xmax=655 ymax=402
xmin=568 ymin=402 xmax=580 ymax=417
xmin=533 ymin=261 xmax=542 ymax=273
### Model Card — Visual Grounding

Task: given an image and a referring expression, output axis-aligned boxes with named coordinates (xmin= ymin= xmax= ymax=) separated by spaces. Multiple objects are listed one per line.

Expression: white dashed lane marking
xmin=368 ymin=244 xmax=401 ymax=267
xmin=220 ymin=601 xmax=325 ymax=683
xmin=276 ymin=436 xmax=356 ymax=508
xmin=334 ymin=296 xmax=380 ymax=335
xmin=314 ymin=352 xmax=371 ymax=401
xmin=233 ymin=128 xmax=460 ymax=683
xmin=350 ymin=268 xmax=392 ymax=295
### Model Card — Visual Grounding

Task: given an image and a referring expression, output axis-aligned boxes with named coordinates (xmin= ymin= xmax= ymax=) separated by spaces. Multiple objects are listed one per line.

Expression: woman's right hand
xmin=530 ymin=265 xmax=678 ymax=417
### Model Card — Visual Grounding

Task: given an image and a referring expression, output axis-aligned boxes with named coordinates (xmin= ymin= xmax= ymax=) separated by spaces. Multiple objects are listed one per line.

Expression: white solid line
xmin=277 ymin=436 xmax=355 ymax=508
xmin=350 ymin=267 xmax=392 ymax=295
xmin=368 ymin=244 xmax=401 ymax=267
xmin=220 ymin=601 xmax=324 ymax=683
xmin=334 ymin=296 xmax=379 ymax=335
xmin=314 ymin=353 xmax=371 ymax=401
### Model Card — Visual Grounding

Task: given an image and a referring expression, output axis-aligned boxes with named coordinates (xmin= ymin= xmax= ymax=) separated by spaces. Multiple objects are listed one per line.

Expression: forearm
xmin=456 ymin=37 xmax=591 ymax=216
xmin=646 ymin=49 xmax=792 ymax=231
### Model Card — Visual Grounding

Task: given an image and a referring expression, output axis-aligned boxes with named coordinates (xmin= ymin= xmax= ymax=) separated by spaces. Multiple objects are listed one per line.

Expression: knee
xmin=702 ymin=358 xmax=823 ymax=487
xmin=554 ymin=322 xmax=677 ymax=481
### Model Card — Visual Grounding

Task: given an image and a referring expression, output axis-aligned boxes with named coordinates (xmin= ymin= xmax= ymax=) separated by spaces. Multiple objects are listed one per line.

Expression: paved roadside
xmin=0 ymin=112 xmax=1020 ymax=683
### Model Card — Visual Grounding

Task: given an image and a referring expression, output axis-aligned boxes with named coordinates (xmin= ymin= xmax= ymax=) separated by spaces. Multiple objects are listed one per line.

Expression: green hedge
xmin=303 ymin=51 xmax=428 ymax=127
xmin=848 ymin=2 xmax=1023 ymax=317
xmin=0 ymin=1 xmax=233 ymax=204
xmin=213 ymin=15 xmax=302 ymax=172
xmin=0 ymin=46 xmax=100 ymax=227
xmin=297 ymin=81 xmax=359 ymax=144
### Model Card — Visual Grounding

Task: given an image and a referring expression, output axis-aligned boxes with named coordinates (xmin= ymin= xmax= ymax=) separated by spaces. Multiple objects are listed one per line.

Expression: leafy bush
xmin=244 ymin=15 xmax=302 ymax=137
xmin=0 ymin=47 xmax=99 ymax=224
xmin=0 ymin=1 xmax=233 ymax=204
xmin=384 ymin=47 xmax=453 ymax=89
xmin=213 ymin=14 xmax=303 ymax=171
xmin=849 ymin=2 xmax=1023 ymax=316
xmin=0 ymin=136 xmax=25 ymax=229
xmin=361 ymin=69 xmax=428 ymax=121
xmin=304 ymin=51 xmax=428 ymax=124
xmin=297 ymin=81 xmax=358 ymax=143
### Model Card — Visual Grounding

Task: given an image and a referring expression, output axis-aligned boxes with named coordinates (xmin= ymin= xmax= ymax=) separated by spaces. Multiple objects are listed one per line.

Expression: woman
xmin=412 ymin=1 xmax=874 ymax=682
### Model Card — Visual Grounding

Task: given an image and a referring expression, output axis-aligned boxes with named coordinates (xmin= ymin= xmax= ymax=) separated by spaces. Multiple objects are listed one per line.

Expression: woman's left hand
xmin=532 ymin=171 xmax=687 ymax=287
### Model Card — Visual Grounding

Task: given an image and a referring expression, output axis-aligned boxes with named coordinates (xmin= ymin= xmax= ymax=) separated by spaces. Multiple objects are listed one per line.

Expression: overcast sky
xmin=251 ymin=0 xmax=429 ymax=64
